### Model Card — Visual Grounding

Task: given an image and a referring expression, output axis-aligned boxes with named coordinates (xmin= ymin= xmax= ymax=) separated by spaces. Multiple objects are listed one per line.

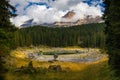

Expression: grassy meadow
xmin=4 ymin=47 xmax=119 ymax=80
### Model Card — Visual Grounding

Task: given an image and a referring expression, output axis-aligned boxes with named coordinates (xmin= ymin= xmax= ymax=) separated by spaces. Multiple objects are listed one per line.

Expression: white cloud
xmin=25 ymin=5 xmax=66 ymax=24
xmin=10 ymin=16 xmax=30 ymax=27
xmin=72 ymin=3 xmax=102 ymax=17
xmin=9 ymin=0 xmax=28 ymax=15
xmin=9 ymin=0 xmax=103 ymax=27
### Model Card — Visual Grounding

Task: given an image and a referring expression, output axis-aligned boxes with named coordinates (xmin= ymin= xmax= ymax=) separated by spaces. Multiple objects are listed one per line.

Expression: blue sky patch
xmin=24 ymin=2 xmax=50 ymax=10
xmin=14 ymin=4 xmax=20 ymax=8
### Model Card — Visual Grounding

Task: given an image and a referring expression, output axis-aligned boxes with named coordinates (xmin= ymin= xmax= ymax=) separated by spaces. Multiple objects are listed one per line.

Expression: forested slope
xmin=14 ymin=23 xmax=106 ymax=48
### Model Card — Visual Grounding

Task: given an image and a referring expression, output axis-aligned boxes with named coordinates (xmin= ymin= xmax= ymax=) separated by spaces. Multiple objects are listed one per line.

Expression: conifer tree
xmin=0 ymin=0 xmax=16 ymax=79
xmin=104 ymin=0 xmax=120 ymax=76
xmin=0 ymin=0 xmax=16 ymax=55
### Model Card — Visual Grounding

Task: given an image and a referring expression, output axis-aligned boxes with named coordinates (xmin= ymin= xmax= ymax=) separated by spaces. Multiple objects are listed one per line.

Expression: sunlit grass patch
xmin=10 ymin=50 xmax=26 ymax=59
xmin=5 ymin=56 xmax=113 ymax=80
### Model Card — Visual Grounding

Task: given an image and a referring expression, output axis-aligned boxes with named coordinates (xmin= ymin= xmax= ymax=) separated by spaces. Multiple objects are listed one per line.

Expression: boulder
xmin=48 ymin=65 xmax=62 ymax=71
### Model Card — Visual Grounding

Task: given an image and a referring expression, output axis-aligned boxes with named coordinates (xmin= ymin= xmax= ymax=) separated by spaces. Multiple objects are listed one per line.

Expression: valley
xmin=1 ymin=0 xmax=119 ymax=80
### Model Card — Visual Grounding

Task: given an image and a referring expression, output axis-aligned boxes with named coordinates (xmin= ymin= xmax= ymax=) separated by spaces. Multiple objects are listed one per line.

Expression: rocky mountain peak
xmin=54 ymin=15 xmax=103 ymax=27
xmin=62 ymin=11 xmax=75 ymax=19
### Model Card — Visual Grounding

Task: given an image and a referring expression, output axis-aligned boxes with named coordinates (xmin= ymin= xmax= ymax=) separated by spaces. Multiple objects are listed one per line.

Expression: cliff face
xmin=62 ymin=11 xmax=75 ymax=19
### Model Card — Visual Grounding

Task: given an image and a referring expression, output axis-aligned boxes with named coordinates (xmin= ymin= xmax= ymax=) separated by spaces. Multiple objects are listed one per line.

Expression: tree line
xmin=14 ymin=23 xmax=106 ymax=48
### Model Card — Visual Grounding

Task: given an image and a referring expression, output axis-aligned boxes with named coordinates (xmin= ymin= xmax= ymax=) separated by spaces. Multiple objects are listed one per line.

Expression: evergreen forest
xmin=14 ymin=23 xmax=106 ymax=48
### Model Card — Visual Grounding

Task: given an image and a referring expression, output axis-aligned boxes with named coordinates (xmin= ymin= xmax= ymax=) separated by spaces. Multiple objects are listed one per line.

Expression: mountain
xmin=20 ymin=11 xmax=103 ymax=28
xmin=20 ymin=19 xmax=34 ymax=28
xmin=54 ymin=16 xmax=103 ymax=27
xmin=54 ymin=11 xmax=103 ymax=27
xmin=62 ymin=11 xmax=75 ymax=19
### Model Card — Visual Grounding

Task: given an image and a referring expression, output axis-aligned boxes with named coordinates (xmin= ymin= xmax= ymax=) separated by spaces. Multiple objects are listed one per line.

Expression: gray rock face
xmin=62 ymin=11 xmax=75 ymax=19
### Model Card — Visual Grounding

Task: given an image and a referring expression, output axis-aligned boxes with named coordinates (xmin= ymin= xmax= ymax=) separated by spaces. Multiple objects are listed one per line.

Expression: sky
xmin=9 ymin=0 xmax=105 ymax=27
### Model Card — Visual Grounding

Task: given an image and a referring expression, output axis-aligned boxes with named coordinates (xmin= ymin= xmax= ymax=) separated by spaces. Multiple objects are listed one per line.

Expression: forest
xmin=14 ymin=23 xmax=106 ymax=48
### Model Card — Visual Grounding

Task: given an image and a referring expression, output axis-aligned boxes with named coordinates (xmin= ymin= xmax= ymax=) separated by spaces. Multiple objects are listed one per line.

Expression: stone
xmin=48 ymin=60 xmax=54 ymax=63
xmin=48 ymin=65 xmax=62 ymax=71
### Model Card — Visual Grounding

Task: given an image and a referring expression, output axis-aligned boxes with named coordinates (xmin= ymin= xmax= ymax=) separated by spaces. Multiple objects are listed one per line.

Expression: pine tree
xmin=0 ymin=0 xmax=16 ymax=79
xmin=104 ymin=0 xmax=120 ymax=76
xmin=0 ymin=0 xmax=17 ymax=55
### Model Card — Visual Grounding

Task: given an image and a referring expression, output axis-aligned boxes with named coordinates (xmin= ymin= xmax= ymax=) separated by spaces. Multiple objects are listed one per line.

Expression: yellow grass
xmin=10 ymin=50 xmax=26 ymax=59
xmin=5 ymin=47 xmax=113 ymax=80
xmin=8 ymin=52 xmax=108 ymax=71
xmin=5 ymin=56 xmax=112 ymax=80
xmin=9 ymin=47 xmax=108 ymax=70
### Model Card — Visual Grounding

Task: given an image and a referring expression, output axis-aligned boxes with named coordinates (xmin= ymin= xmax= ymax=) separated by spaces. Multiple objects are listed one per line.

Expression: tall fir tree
xmin=104 ymin=0 xmax=120 ymax=76
xmin=0 ymin=0 xmax=16 ymax=79
xmin=0 ymin=0 xmax=16 ymax=55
